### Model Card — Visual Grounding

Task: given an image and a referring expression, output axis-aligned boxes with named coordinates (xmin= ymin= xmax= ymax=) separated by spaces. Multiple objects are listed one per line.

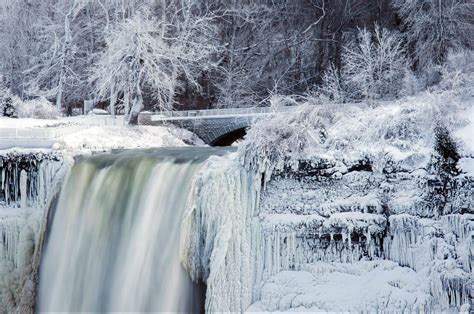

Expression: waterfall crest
xmin=38 ymin=148 xmax=230 ymax=312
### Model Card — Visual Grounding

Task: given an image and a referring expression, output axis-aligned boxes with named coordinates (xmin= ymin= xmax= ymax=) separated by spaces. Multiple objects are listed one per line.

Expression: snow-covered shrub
xmin=319 ymin=63 xmax=345 ymax=102
xmin=16 ymin=97 xmax=60 ymax=119
xmin=401 ymin=68 xmax=422 ymax=96
xmin=342 ymin=25 xmax=407 ymax=101
xmin=0 ymin=87 xmax=20 ymax=118
xmin=438 ymin=50 xmax=474 ymax=94
xmin=429 ymin=124 xmax=461 ymax=178
xmin=1 ymin=96 xmax=18 ymax=118
xmin=269 ymin=94 xmax=303 ymax=109
xmin=239 ymin=97 xmax=331 ymax=181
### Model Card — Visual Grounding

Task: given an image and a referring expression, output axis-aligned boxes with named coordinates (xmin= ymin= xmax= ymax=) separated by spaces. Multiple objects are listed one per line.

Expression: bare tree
xmin=392 ymin=0 xmax=473 ymax=68
xmin=342 ymin=25 xmax=406 ymax=100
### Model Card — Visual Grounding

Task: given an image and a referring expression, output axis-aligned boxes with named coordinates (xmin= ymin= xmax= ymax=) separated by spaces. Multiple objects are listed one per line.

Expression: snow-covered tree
xmin=392 ymin=0 xmax=473 ymax=68
xmin=342 ymin=25 xmax=406 ymax=101
xmin=90 ymin=7 xmax=216 ymax=124
xmin=23 ymin=1 xmax=90 ymax=111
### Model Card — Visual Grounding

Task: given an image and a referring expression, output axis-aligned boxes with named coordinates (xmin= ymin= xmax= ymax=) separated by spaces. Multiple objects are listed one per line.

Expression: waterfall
xmin=37 ymin=147 xmax=232 ymax=312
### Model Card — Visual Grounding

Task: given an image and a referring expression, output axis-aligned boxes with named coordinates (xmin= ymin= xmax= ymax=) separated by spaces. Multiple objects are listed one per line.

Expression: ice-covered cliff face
xmin=181 ymin=153 xmax=261 ymax=312
xmin=0 ymin=152 xmax=65 ymax=209
xmin=236 ymin=92 xmax=473 ymax=312
xmin=250 ymin=157 xmax=473 ymax=312
xmin=0 ymin=151 xmax=70 ymax=313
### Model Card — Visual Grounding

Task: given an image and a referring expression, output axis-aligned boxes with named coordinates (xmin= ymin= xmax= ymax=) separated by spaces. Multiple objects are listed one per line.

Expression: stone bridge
xmin=139 ymin=106 xmax=297 ymax=146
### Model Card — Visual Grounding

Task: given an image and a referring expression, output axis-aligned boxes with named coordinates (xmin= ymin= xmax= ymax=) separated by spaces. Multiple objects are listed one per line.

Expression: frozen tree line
xmin=0 ymin=0 xmax=472 ymax=123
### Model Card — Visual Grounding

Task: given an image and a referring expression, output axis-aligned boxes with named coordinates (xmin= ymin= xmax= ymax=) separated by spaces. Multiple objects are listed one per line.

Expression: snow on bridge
xmin=139 ymin=106 xmax=297 ymax=146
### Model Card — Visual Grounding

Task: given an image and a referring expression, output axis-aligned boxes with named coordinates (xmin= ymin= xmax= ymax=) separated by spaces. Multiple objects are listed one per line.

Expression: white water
xmin=38 ymin=148 xmax=230 ymax=312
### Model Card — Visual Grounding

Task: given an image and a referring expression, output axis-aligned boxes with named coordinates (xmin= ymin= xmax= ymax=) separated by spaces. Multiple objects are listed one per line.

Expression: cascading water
xmin=37 ymin=147 xmax=232 ymax=312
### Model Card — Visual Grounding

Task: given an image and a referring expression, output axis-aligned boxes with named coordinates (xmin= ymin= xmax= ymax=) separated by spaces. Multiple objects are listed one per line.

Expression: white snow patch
xmin=455 ymin=105 xmax=474 ymax=156
xmin=247 ymin=261 xmax=433 ymax=312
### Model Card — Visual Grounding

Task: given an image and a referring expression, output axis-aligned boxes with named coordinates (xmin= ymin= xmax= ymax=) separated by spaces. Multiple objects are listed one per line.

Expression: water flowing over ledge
xmin=37 ymin=147 xmax=233 ymax=312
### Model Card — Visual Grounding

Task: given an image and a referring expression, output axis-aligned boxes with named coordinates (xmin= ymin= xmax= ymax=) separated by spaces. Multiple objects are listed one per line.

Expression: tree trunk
xmin=166 ymin=67 xmax=177 ymax=111
xmin=128 ymin=83 xmax=143 ymax=125
xmin=56 ymin=7 xmax=73 ymax=111
xmin=110 ymin=86 xmax=116 ymax=119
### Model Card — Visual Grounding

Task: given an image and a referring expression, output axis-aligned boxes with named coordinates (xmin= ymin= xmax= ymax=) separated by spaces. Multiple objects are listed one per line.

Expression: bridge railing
xmin=143 ymin=105 xmax=298 ymax=119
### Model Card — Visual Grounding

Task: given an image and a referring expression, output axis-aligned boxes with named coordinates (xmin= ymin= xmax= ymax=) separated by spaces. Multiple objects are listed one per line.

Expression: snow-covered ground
xmin=248 ymin=260 xmax=432 ymax=312
xmin=0 ymin=115 xmax=202 ymax=151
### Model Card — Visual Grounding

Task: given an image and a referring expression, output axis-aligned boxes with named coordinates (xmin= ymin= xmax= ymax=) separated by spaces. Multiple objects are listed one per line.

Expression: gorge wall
xmin=0 ymin=149 xmax=471 ymax=312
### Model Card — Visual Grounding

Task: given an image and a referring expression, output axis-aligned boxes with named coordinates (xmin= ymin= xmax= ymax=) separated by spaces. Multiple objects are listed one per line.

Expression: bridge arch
xmin=209 ymin=127 xmax=247 ymax=146
xmin=138 ymin=107 xmax=297 ymax=146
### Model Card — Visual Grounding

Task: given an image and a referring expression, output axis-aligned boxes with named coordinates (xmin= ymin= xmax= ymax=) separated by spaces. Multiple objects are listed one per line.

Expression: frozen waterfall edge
xmin=180 ymin=153 xmax=262 ymax=312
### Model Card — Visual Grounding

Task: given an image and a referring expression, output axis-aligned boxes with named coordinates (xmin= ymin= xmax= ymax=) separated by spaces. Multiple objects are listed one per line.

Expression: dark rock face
xmin=0 ymin=152 xmax=61 ymax=207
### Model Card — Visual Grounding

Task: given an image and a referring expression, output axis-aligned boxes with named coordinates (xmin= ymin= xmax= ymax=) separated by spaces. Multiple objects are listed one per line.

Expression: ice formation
xmin=247 ymin=160 xmax=473 ymax=312
xmin=181 ymin=152 xmax=261 ymax=312
xmin=180 ymin=147 xmax=472 ymax=312
xmin=0 ymin=151 xmax=70 ymax=313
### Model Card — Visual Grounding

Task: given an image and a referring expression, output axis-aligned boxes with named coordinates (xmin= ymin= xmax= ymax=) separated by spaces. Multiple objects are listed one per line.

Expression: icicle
xmin=19 ymin=170 xmax=27 ymax=209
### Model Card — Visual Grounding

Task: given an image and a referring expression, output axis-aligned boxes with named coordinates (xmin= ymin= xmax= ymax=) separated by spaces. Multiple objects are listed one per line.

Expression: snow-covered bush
xmin=0 ymin=88 xmax=20 ymax=118
xmin=401 ymin=68 xmax=422 ymax=96
xmin=438 ymin=50 xmax=474 ymax=94
xmin=429 ymin=124 xmax=461 ymax=178
xmin=268 ymin=94 xmax=302 ymax=109
xmin=1 ymin=96 xmax=18 ymax=118
xmin=239 ymin=97 xmax=331 ymax=181
xmin=319 ymin=63 xmax=344 ymax=102
xmin=342 ymin=25 xmax=407 ymax=101
xmin=16 ymin=97 xmax=60 ymax=119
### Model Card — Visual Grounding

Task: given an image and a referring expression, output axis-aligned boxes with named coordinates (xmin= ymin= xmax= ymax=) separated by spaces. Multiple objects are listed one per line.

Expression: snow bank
xmin=54 ymin=125 xmax=188 ymax=151
xmin=248 ymin=260 xmax=433 ymax=312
